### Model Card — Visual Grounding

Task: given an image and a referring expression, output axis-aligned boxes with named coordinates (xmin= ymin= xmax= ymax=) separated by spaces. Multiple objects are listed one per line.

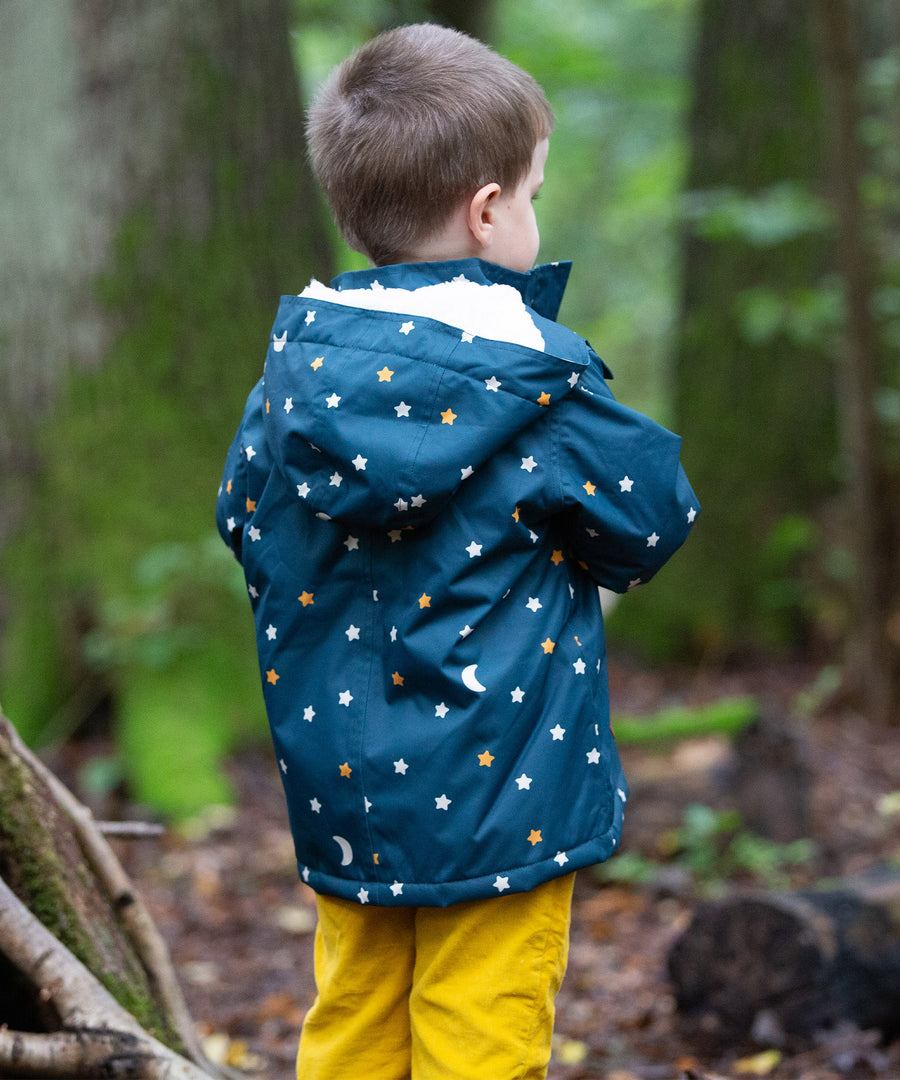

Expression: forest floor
xmin=104 ymin=655 xmax=900 ymax=1080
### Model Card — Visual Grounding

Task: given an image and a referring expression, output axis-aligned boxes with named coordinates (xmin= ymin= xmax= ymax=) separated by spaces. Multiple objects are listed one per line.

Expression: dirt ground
xmin=112 ymin=657 xmax=900 ymax=1080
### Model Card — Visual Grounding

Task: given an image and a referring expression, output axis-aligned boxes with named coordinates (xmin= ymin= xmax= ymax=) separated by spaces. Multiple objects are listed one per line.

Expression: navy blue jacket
xmin=217 ymin=258 xmax=698 ymax=906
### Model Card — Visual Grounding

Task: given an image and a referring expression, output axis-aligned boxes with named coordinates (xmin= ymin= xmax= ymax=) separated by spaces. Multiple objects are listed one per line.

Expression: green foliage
xmin=600 ymin=802 xmax=817 ymax=894
xmin=612 ymin=695 xmax=757 ymax=744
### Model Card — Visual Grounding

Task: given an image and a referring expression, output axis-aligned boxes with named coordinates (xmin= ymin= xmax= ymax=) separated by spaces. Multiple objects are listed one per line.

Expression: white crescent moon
xmin=461 ymin=664 xmax=486 ymax=693
xmin=273 ymin=330 xmax=288 ymax=352
xmin=332 ymin=835 xmax=353 ymax=866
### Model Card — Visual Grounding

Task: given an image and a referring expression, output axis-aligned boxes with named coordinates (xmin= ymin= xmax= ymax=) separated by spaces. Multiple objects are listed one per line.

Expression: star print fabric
xmin=217 ymin=258 xmax=698 ymax=907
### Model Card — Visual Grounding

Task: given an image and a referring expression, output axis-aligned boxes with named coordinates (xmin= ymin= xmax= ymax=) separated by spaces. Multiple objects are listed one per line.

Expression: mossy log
xmin=0 ymin=710 xmax=217 ymax=1079
xmin=667 ymin=874 xmax=900 ymax=1051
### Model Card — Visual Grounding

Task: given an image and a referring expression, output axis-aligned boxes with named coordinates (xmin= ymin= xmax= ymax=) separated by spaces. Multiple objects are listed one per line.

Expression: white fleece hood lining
xmin=300 ymin=277 xmax=546 ymax=352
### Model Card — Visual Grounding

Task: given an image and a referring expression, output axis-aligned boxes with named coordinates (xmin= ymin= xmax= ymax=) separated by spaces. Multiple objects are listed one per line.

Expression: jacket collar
xmin=329 ymin=259 xmax=572 ymax=323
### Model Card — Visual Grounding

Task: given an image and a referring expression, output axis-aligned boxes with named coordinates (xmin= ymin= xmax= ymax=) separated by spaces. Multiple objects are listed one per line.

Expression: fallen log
xmin=667 ymin=873 xmax=900 ymax=1051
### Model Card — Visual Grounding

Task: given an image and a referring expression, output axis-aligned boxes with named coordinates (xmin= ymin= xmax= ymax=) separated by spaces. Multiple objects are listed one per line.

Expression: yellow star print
xmin=537 ymin=392 xmax=551 ymax=406
xmin=266 ymin=669 xmax=279 ymax=684
xmin=339 ymin=762 xmax=352 ymax=778
xmin=528 ymin=829 xmax=543 ymax=845
xmin=541 ymin=638 xmax=556 ymax=654
xmin=226 ymin=479 xmax=233 ymax=494
xmin=377 ymin=366 xmax=394 ymax=381
xmin=418 ymin=593 xmax=431 ymax=609
xmin=512 ymin=506 xmax=520 ymax=522
xmin=311 ymin=356 xmax=324 ymax=370
xmin=551 ymin=550 xmax=565 ymax=566
xmin=478 ymin=750 xmax=495 ymax=767
xmin=392 ymin=671 xmax=405 ymax=686
xmin=246 ymin=498 xmax=256 ymax=512
xmin=441 ymin=408 xmax=457 ymax=425
xmin=583 ymin=481 xmax=596 ymax=496
xmin=298 ymin=591 xmax=315 ymax=606
xmin=265 ymin=398 xmax=270 ymax=413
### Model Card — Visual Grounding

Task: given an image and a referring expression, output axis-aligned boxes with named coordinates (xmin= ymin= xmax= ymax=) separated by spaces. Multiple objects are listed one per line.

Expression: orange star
xmin=541 ymin=638 xmax=556 ymax=654
xmin=339 ymin=762 xmax=352 ymax=778
xmin=311 ymin=356 xmax=324 ymax=370
xmin=537 ymin=392 xmax=551 ymax=406
xmin=392 ymin=671 xmax=405 ymax=686
xmin=377 ymin=366 xmax=394 ymax=382
xmin=266 ymin=668 xmax=279 ymax=684
xmin=246 ymin=498 xmax=256 ymax=512
xmin=418 ymin=593 xmax=431 ymax=609
xmin=298 ymin=591 xmax=315 ymax=606
xmin=512 ymin=506 xmax=520 ymax=522
xmin=373 ymin=853 xmax=380 ymax=864
xmin=478 ymin=750 xmax=494 ymax=767
xmin=528 ymin=829 xmax=543 ymax=846
xmin=226 ymin=479 xmax=233 ymax=494
xmin=266 ymin=398 xmax=270 ymax=413
xmin=441 ymin=408 xmax=457 ymax=425
xmin=583 ymin=481 xmax=596 ymax=496
xmin=551 ymin=550 xmax=565 ymax=566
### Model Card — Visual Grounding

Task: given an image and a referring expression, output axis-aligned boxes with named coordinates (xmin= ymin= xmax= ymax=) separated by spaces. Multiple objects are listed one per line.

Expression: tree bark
xmin=0 ymin=710 xmax=217 ymax=1078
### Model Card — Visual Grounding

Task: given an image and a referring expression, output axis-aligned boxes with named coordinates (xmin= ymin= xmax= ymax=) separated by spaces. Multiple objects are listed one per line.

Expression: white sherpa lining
xmin=300 ymin=276 xmax=545 ymax=352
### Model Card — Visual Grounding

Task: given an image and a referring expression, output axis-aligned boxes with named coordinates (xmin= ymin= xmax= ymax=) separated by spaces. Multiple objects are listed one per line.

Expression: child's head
xmin=307 ymin=23 xmax=554 ymax=268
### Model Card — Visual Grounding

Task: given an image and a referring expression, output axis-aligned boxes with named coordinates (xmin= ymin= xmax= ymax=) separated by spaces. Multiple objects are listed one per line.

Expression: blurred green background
xmin=1 ymin=0 xmax=897 ymax=820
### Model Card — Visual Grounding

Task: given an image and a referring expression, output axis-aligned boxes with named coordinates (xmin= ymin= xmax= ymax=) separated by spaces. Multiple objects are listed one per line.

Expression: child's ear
xmin=467 ymin=183 xmax=501 ymax=248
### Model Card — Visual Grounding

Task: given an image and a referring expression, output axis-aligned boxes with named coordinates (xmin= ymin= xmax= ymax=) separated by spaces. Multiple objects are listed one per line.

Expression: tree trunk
xmin=0 ymin=710 xmax=214 ymax=1078
xmin=668 ymin=873 xmax=900 ymax=1052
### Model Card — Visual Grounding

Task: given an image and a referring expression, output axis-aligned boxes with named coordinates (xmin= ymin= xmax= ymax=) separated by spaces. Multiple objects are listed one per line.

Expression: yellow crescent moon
xmin=332 ymin=835 xmax=353 ymax=866
xmin=461 ymin=664 xmax=487 ymax=693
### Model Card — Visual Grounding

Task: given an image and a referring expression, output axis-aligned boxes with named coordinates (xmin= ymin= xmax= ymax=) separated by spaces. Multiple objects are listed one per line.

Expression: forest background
xmin=0 ymin=0 xmax=898 ymax=823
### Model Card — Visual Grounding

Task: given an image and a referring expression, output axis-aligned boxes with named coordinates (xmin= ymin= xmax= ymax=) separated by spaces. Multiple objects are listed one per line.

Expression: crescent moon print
xmin=332 ymin=835 xmax=353 ymax=866
xmin=273 ymin=330 xmax=288 ymax=352
xmin=461 ymin=664 xmax=487 ymax=693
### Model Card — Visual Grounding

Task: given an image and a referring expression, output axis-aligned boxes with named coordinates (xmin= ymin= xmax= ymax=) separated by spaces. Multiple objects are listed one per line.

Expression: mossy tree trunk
xmin=0 ymin=0 xmax=334 ymax=811
xmin=0 ymin=711 xmax=214 ymax=1078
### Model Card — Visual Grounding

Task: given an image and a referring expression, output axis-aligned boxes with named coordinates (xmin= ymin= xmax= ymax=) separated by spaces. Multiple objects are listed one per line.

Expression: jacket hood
xmin=261 ymin=259 xmax=592 ymax=529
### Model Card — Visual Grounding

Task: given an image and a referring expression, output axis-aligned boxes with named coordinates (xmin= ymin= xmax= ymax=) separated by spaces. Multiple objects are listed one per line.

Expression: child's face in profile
xmin=485 ymin=138 xmax=549 ymax=273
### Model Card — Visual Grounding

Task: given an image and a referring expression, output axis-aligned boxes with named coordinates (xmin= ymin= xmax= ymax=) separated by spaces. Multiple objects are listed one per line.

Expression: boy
xmin=217 ymin=22 xmax=698 ymax=1080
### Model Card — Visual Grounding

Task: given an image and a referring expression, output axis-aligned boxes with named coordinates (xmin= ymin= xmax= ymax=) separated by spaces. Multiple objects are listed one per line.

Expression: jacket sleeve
xmin=555 ymin=352 xmax=699 ymax=593
xmin=215 ymin=378 xmax=267 ymax=564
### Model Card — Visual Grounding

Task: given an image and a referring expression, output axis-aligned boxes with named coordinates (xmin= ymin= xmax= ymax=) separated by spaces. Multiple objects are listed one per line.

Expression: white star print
xmin=248 ymin=585 xmax=259 ymax=599
xmin=550 ymin=724 xmax=566 ymax=741
xmin=304 ymin=706 xmax=315 ymax=722
xmin=345 ymin=625 xmax=360 ymax=641
xmin=339 ymin=690 xmax=353 ymax=707
xmin=226 ymin=516 xmax=236 ymax=531
xmin=568 ymin=372 xmax=580 ymax=388
xmin=435 ymin=702 xmax=449 ymax=718
xmin=284 ymin=397 xmax=293 ymax=413
xmin=687 ymin=506 xmax=697 ymax=523
xmin=344 ymin=535 xmax=359 ymax=551
xmin=460 ymin=465 xmax=474 ymax=480
xmin=364 ymin=797 xmax=372 ymax=812
xmin=390 ymin=626 xmax=398 ymax=642
xmin=459 ymin=625 xmax=473 ymax=638
xmin=394 ymin=759 xmax=409 ymax=774
xmin=249 ymin=526 xmax=261 ymax=542
xmin=554 ymin=851 xmax=569 ymax=866
xmin=410 ymin=494 xmax=427 ymax=508
xmin=617 ymin=787 xmax=628 ymax=802
xmin=388 ymin=530 xmax=403 ymax=543
xmin=529 ymin=530 xmax=539 ymax=543
xmin=329 ymin=472 xmax=342 ymax=487
xmin=435 ymin=794 xmax=451 ymax=810
xmin=305 ymin=310 xmax=316 ymax=325
xmin=493 ymin=876 xmax=510 ymax=893
xmin=395 ymin=401 xmax=411 ymax=417
xmin=266 ymin=624 xmax=277 ymax=640
xmin=466 ymin=541 xmax=483 ymax=558
xmin=526 ymin=597 xmax=542 ymax=613
xmin=484 ymin=375 xmax=501 ymax=392
xmin=521 ymin=456 xmax=537 ymax=473
xmin=302 ymin=867 xmax=310 ymax=882
xmin=647 ymin=532 xmax=659 ymax=547
xmin=310 ymin=797 xmax=321 ymax=813
xmin=399 ymin=320 xmax=415 ymax=335
xmin=316 ymin=512 xmax=331 ymax=521
xmin=245 ymin=445 xmax=256 ymax=460
xmin=573 ymin=658 xmax=587 ymax=675
xmin=586 ymin=747 xmax=601 ymax=764
xmin=357 ymin=888 xmax=369 ymax=904
xmin=619 ymin=476 xmax=634 ymax=492
xmin=390 ymin=881 xmax=404 ymax=896
xmin=462 ymin=331 xmax=475 ymax=343
xmin=352 ymin=454 xmax=367 ymax=471
xmin=511 ymin=687 xmax=525 ymax=703
xmin=370 ymin=280 xmax=384 ymax=290
xmin=297 ymin=482 xmax=310 ymax=498
xmin=326 ymin=393 xmax=340 ymax=408
xmin=628 ymin=578 xmax=642 ymax=589
xmin=515 ymin=774 xmax=532 ymax=790
xmin=279 ymin=758 xmax=287 ymax=773
xmin=394 ymin=497 xmax=408 ymax=512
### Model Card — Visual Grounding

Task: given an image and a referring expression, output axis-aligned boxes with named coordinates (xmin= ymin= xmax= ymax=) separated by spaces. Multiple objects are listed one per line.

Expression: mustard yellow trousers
xmin=296 ymin=872 xmax=575 ymax=1080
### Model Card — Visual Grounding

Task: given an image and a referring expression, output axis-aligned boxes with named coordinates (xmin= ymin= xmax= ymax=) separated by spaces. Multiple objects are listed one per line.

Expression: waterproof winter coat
xmin=217 ymin=258 xmax=698 ymax=907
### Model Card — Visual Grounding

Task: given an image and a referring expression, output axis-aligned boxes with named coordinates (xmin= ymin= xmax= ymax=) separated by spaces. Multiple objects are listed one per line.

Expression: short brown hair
xmin=307 ymin=23 xmax=554 ymax=266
